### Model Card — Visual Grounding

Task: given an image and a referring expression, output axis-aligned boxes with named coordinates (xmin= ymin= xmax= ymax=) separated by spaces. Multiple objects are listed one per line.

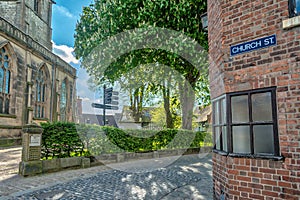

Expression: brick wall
xmin=208 ymin=0 xmax=300 ymax=199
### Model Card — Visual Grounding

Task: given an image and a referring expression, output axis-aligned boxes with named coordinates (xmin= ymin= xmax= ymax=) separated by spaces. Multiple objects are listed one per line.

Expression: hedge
xmin=41 ymin=122 xmax=85 ymax=159
xmin=40 ymin=122 xmax=208 ymax=159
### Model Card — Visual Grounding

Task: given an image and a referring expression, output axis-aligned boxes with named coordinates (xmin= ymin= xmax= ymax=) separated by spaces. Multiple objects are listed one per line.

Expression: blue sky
xmin=51 ymin=1 xmax=121 ymax=114
xmin=52 ymin=0 xmax=92 ymax=47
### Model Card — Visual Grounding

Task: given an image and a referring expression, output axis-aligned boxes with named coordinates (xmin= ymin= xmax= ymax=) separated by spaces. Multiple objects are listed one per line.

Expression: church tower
xmin=0 ymin=0 xmax=54 ymax=49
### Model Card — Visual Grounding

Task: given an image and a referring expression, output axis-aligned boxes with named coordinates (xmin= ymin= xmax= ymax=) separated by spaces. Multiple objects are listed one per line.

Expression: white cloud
xmin=53 ymin=5 xmax=76 ymax=19
xmin=81 ymin=97 xmax=90 ymax=101
xmin=52 ymin=42 xmax=79 ymax=65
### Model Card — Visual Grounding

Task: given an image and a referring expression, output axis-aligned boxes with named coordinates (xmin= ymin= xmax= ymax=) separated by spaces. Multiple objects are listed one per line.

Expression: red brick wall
xmin=208 ymin=0 xmax=300 ymax=199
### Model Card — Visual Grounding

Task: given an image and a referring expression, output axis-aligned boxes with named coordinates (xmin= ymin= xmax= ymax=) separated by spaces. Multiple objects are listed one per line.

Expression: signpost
xmin=91 ymin=85 xmax=119 ymax=125
xmin=91 ymin=103 xmax=119 ymax=110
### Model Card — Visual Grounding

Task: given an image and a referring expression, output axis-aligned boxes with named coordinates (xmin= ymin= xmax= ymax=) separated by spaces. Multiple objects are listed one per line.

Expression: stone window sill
xmin=33 ymin=117 xmax=49 ymax=121
xmin=213 ymin=149 xmax=284 ymax=161
xmin=0 ymin=114 xmax=17 ymax=118
xmin=282 ymin=16 xmax=300 ymax=29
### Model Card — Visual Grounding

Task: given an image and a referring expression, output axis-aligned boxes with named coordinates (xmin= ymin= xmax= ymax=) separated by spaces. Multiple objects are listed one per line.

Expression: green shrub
xmin=101 ymin=126 xmax=206 ymax=153
xmin=41 ymin=122 xmax=208 ymax=159
xmin=41 ymin=122 xmax=85 ymax=159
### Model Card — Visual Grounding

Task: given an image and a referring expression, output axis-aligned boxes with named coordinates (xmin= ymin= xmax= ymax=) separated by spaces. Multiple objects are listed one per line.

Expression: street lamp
xmin=201 ymin=12 xmax=208 ymax=30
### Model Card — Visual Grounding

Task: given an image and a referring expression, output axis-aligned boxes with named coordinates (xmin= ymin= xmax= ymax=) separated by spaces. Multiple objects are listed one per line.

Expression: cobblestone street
xmin=0 ymin=147 xmax=213 ymax=200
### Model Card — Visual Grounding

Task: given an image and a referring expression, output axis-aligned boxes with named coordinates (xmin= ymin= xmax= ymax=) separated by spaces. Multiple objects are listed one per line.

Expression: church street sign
xmin=230 ymin=34 xmax=277 ymax=56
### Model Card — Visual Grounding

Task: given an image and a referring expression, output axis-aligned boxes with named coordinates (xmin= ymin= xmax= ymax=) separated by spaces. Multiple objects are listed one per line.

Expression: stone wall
xmin=0 ymin=1 xmax=20 ymax=28
xmin=0 ymin=16 xmax=76 ymax=145
xmin=208 ymin=0 xmax=300 ymax=199
xmin=25 ymin=0 xmax=52 ymax=49
xmin=0 ymin=0 xmax=53 ymax=49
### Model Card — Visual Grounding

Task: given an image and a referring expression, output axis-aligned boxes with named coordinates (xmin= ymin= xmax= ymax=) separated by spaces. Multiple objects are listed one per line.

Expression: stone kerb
xmin=94 ymin=147 xmax=212 ymax=165
xmin=19 ymin=145 xmax=211 ymax=176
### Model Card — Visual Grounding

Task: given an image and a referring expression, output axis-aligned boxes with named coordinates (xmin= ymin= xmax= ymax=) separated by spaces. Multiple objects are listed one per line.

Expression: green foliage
xmin=151 ymin=105 xmax=181 ymax=129
xmin=41 ymin=122 xmax=85 ymax=159
xmin=75 ymin=0 xmax=209 ymax=130
xmin=97 ymin=126 xmax=206 ymax=153
xmin=41 ymin=122 xmax=208 ymax=159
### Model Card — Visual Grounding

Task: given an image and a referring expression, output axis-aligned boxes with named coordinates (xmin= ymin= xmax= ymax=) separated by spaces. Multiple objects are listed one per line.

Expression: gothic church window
xmin=69 ymin=83 xmax=73 ymax=107
xmin=35 ymin=66 xmax=47 ymax=118
xmin=0 ymin=47 xmax=11 ymax=114
xmin=60 ymin=79 xmax=67 ymax=121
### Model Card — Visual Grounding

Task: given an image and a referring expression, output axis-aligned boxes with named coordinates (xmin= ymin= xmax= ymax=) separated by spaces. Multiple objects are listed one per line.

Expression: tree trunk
xmin=179 ymin=80 xmax=195 ymax=130
xmin=162 ymin=86 xmax=174 ymax=129
xmin=130 ymin=87 xmax=144 ymax=122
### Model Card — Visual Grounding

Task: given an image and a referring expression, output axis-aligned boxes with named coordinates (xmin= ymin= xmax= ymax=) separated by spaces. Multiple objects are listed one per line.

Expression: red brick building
xmin=208 ymin=0 xmax=300 ymax=199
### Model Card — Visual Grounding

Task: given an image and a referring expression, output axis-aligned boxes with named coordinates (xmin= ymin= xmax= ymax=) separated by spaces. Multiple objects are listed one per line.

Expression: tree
xmin=74 ymin=0 xmax=208 ymax=129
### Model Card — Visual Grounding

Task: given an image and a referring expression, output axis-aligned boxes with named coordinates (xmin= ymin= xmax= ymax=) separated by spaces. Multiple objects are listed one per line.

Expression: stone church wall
xmin=0 ymin=15 xmax=76 ymax=146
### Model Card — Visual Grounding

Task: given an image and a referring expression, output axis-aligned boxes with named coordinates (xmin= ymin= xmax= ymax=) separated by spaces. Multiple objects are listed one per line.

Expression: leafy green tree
xmin=75 ymin=0 xmax=208 ymax=129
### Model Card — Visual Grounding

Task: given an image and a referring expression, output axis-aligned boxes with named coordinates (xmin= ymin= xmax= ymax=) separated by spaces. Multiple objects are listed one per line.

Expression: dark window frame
xmin=289 ymin=0 xmax=300 ymax=18
xmin=213 ymin=87 xmax=281 ymax=159
xmin=212 ymin=95 xmax=227 ymax=152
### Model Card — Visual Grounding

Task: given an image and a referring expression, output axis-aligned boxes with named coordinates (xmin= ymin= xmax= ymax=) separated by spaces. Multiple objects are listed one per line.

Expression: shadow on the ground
xmin=9 ymin=154 xmax=213 ymax=200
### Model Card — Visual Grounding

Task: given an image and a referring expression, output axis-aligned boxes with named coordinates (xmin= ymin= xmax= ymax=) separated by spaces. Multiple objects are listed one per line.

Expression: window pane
xmin=0 ymin=68 xmax=3 ymax=93
xmin=0 ymin=98 xmax=3 ymax=113
xmin=38 ymin=105 xmax=41 ymax=118
xmin=4 ymin=61 xmax=9 ymax=68
xmin=60 ymin=80 xmax=67 ymax=121
xmin=38 ymin=84 xmax=41 ymax=101
xmin=41 ymin=107 xmax=44 ymax=118
xmin=4 ymin=98 xmax=9 ymax=114
xmin=221 ymin=98 xmax=226 ymax=124
xmin=5 ymin=70 xmax=10 ymax=94
xmin=42 ymin=84 xmax=45 ymax=102
xmin=254 ymin=125 xmax=274 ymax=154
xmin=232 ymin=126 xmax=251 ymax=153
xmin=35 ymin=105 xmax=37 ymax=117
xmin=215 ymin=127 xmax=221 ymax=150
xmin=297 ymin=0 xmax=300 ymax=14
xmin=222 ymin=126 xmax=228 ymax=151
xmin=213 ymin=101 xmax=219 ymax=125
xmin=231 ymin=95 xmax=249 ymax=123
xmin=252 ymin=92 xmax=272 ymax=121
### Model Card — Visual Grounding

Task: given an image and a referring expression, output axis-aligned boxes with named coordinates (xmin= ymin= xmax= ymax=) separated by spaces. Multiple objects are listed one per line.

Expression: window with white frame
xmin=212 ymin=87 xmax=280 ymax=157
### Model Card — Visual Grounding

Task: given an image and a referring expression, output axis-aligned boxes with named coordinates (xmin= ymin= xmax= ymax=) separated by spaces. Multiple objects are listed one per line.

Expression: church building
xmin=0 ymin=0 xmax=77 ymax=146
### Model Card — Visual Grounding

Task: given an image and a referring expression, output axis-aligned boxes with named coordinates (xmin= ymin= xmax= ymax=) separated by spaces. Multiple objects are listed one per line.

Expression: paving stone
xmin=1 ymin=147 xmax=213 ymax=200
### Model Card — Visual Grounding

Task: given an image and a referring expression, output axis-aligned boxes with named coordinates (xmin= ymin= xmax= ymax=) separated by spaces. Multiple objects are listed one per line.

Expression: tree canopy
xmin=74 ymin=0 xmax=209 ymax=129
